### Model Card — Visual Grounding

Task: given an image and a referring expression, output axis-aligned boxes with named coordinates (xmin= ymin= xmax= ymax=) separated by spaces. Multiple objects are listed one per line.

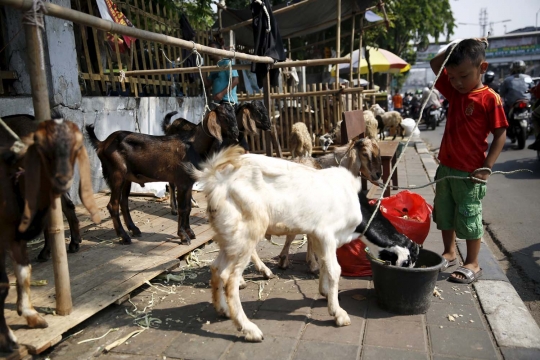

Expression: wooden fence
xmin=239 ymin=85 xmax=367 ymax=155
xmin=72 ymin=0 xmax=214 ymax=96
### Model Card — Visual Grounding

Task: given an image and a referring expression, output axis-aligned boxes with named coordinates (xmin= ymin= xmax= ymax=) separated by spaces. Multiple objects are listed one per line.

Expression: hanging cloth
xmin=251 ymin=0 xmax=286 ymax=88
xmin=180 ymin=13 xmax=197 ymax=83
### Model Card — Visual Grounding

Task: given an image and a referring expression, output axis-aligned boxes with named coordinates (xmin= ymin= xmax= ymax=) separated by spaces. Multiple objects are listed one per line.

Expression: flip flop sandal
xmin=447 ymin=266 xmax=483 ymax=284
xmin=440 ymin=257 xmax=458 ymax=272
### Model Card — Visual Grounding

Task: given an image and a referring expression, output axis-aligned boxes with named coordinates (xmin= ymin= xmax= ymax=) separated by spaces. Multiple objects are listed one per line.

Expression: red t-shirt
xmin=435 ymin=69 xmax=508 ymax=173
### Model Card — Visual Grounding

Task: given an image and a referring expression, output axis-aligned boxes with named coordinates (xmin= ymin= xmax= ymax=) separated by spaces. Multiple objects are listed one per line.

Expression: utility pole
xmin=479 ymin=8 xmax=488 ymax=37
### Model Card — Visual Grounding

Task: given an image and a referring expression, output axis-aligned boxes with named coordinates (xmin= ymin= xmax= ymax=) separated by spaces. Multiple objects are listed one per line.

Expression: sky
xmin=449 ymin=0 xmax=540 ymax=39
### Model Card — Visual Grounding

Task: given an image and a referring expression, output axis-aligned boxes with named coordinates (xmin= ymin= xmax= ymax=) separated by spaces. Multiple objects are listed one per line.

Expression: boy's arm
xmin=430 ymin=51 xmax=446 ymax=75
xmin=472 ymin=127 xmax=506 ymax=183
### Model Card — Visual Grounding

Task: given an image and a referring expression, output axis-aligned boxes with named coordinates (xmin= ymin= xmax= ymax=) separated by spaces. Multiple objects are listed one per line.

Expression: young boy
xmin=429 ymin=39 xmax=508 ymax=284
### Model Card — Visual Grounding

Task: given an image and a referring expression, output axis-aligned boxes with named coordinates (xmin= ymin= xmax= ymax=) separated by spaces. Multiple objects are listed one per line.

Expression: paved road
xmin=419 ymin=122 xmax=540 ymax=286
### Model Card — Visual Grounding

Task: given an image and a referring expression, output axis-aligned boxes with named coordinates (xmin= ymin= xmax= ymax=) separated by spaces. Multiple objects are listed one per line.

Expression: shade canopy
xmin=216 ymin=0 xmax=378 ymax=48
xmin=332 ymin=47 xmax=411 ymax=76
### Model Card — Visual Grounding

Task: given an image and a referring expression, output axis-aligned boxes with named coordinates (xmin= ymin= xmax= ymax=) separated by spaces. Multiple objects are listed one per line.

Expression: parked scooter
xmin=507 ymin=99 xmax=532 ymax=150
xmin=438 ymin=99 xmax=449 ymax=125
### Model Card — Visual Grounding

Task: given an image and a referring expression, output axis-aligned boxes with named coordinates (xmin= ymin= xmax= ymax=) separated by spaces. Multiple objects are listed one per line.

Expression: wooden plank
xmin=9 ymin=257 xmax=181 ymax=354
xmin=6 ymin=193 xmax=212 ymax=355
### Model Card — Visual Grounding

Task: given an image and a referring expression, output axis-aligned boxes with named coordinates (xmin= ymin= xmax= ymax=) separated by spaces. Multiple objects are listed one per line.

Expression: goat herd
xmin=0 ymin=101 xmax=418 ymax=350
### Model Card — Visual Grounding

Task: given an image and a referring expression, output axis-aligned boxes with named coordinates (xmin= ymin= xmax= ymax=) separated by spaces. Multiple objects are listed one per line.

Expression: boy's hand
xmin=471 ymin=169 xmax=491 ymax=184
xmin=474 ymin=37 xmax=489 ymax=48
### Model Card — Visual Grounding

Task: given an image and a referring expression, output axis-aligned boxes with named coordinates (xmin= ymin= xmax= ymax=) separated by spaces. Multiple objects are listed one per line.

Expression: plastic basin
xmin=366 ymin=248 xmax=444 ymax=315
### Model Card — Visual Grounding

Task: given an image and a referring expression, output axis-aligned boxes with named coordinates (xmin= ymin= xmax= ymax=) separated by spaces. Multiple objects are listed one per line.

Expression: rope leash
xmin=363 ymin=168 xmax=533 ymax=190
xmin=361 ymin=38 xmax=474 ymax=238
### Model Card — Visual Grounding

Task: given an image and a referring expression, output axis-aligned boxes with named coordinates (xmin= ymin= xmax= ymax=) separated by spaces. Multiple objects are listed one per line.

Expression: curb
xmin=415 ymin=140 xmax=540 ymax=354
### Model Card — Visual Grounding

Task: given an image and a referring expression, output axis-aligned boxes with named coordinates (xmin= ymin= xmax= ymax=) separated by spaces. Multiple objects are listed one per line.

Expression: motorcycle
xmin=422 ymin=105 xmax=441 ymax=130
xmin=438 ymin=99 xmax=449 ymax=125
xmin=507 ymin=100 xmax=532 ymax=150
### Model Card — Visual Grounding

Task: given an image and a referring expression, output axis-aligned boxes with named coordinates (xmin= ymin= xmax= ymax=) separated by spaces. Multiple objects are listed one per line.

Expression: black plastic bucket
xmin=366 ymin=248 xmax=444 ymax=315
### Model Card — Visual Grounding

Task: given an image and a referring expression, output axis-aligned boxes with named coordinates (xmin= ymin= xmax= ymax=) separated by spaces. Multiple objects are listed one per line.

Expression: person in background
xmin=392 ymin=89 xmax=403 ymax=114
xmin=499 ymin=60 xmax=532 ymax=118
xmin=203 ymin=41 xmax=239 ymax=105
xmin=483 ymin=70 xmax=499 ymax=93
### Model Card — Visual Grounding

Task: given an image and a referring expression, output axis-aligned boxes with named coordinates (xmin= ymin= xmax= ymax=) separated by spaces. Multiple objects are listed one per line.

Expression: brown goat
xmin=162 ymin=101 xmax=271 ymax=216
xmin=1 ymin=115 xmax=84 ymax=262
xmin=86 ymin=103 xmax=239 ymax=245
xmin=0 ymin=118 xmax=100 ymax=352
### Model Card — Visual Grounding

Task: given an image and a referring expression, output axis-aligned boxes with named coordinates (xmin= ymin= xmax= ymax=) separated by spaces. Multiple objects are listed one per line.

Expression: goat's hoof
xmin=0 ymin=329 xmax=18 ymax=353
xmin=27 ymin=314 xmax=48 ymax=329
xmin=262 ymin=270 xmax=275 ymax=280
xmin=243 ymin=322 xmax=264 ymax=342
xmin=120 ymin=237 xmax=132 ymax=245
xmin=130 ymin=227 xmax=142 ymax=237
xmin=171 ymin=209 xmax=178 ymax=216
xmin=335 ymin=310 xmax=351 ymax=327
xmin=186 ymin=228 xmax=196 ymax=239
xmin=278 ymin=255 xmax=289 ymax=270
xmin=68 ymin=242 xmax=80 ymax=253
xmin=36 ymin=250 xmax=51 ymax=263
xmin=308 ymin=263 xmax=320 ymax=275
xmin=239 ymin=278 xmax=247 ymax=289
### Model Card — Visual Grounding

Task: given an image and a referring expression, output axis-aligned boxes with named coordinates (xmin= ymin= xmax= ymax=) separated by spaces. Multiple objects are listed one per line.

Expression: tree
xmin=365 ymin=0 xmax=455 ymax=62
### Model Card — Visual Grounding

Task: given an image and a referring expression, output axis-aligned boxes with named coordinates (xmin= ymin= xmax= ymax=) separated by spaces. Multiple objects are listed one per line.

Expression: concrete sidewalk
xmin=40 ymin=141 xmax=540 ymax=360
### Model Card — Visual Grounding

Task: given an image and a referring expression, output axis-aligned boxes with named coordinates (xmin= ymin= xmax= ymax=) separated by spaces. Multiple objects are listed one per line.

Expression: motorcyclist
xmin=483 ymin=70 xmax=499 ymax=93
xmin=499 ymin=60 xmax=533 ymax=118
xmin=527 ymin=82 xmax=540 ymax=150
xmin=420 ymin=81 xmax=441 ymax=122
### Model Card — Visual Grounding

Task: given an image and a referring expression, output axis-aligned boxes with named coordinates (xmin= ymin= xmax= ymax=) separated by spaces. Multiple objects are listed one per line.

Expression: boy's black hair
xmin=444 ymin=39 xmax=486 ymax=67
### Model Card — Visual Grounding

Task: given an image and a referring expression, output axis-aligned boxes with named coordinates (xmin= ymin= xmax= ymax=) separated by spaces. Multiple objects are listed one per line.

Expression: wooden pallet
xmin=3 ymin=191 xmax=213 ymax=356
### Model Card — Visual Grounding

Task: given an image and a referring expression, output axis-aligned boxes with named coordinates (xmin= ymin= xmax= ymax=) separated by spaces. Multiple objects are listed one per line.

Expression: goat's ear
xmin=18 ymin=145 xmax=41 ymax=233
xmin=206 ymin=111 xmax=222 ymax=143
xmin=77 ymin=144 xmax=101 ymax=224
xmin=243 ymin=109 xmax=258 ymax=135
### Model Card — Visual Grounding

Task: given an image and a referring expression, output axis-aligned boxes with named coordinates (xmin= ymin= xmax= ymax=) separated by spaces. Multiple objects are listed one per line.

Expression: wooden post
xmin=263 ymin=72 xmax=273 ymax=157
xmin=24 ymin=21 xmax=72 ymax=315
xmin=349 ymin=14 xmax=355 ymax=84
xmin=335 ymin=0 xmax=341 ymax=85
xmin=358 ymin=15 xmax=364 ymax=109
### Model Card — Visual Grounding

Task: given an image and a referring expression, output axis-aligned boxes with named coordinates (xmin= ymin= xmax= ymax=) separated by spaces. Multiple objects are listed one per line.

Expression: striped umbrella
xmin=332 ymin=47 xmax=411 ymax=76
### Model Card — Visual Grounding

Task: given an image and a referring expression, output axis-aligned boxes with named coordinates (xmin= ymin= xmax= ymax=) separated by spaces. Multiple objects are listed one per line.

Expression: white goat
xmin=376 ymin=111 xmax=404 ymax=141
xmin=362 ymin=110 xmax=379 ymax=140
xmin=370 ymin=103 xmax=386 ymax=117
xmin=289 ymin=122 xmax=312 ymax=158
xmin=191 ymin=146 xmax=416 ymax=342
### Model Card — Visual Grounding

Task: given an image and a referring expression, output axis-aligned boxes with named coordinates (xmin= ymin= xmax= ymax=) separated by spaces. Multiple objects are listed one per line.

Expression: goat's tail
xmin=85 ymin=124 xmax=101 ymax=153
xmin=187 ymin=145 xmax=245 ymax=192
xmin=161 ymin=111 xmax=178 ymax=134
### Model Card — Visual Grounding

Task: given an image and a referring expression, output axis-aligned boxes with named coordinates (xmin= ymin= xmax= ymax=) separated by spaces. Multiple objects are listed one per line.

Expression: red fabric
xmin=370 ymin=191 xmax=433 ymax=245
xmin=336 ymin=239 xmax=372 ymax=277
xmin=435 ymin=69 xmax=508 ymax=173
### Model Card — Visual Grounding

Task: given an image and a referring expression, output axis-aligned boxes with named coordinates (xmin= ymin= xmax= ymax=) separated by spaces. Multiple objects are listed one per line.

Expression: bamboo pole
xmin=24 ymin=19 xmax=72 ymax=315
xmin=0 ymin=0 xmax=274 ymax=64
xmin=349 ymin=14 xmax=355 ymax=84
xmin=217 ymin=0 xmax=315 ymax=34
xmin=122 ymin=57 xmax=351 ymax=77
xmin=335 ymin=0 xmax=341 ymax=86
xmin=358 ymin=15 xmax=363 ymax=108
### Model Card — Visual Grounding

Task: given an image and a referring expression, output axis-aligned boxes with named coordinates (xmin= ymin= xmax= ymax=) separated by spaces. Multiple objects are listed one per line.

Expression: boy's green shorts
xmin=433 ymin=164 xmax=487 ymax=240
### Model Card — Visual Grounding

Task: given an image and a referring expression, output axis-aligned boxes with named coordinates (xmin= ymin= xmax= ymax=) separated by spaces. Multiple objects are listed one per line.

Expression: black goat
xmin=355 ymin=191 xmax=420 ymax=267
xmin=162 ymin=101 xmax=271 ymax=216
xmin=86 ymin=103 xmax=239 ymax=245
